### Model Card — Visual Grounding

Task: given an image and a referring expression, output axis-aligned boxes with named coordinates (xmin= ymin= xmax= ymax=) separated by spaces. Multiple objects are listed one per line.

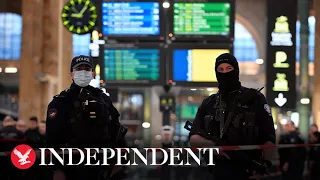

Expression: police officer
xmin=189 ymin=53 xmax=276 ymax=180
xmin=278 ymin=120 xmax=306 ymax=180
xmin=46 ymin=55 xmax=127 ymax=180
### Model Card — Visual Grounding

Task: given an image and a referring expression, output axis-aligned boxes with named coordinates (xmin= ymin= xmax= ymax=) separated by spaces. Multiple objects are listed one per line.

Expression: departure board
xmin=102 ymin=2 xmax=160 ymax=35
xmin=104 ymin=49 xmax=160 ymax=81
xmin=173 ymin=3 xmax=231 ymax=35
xmin=172 ymin=49 xmax=229 ymax=82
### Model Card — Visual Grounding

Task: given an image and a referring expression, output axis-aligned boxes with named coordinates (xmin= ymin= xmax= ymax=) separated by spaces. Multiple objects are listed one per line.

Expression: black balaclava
xmin=215 ymin=53 xmax=241 ymax=94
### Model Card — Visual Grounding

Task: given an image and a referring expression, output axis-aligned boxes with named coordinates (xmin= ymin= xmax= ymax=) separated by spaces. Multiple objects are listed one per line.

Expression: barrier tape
xmin=1 ymin=139 xmax=320 ymax=156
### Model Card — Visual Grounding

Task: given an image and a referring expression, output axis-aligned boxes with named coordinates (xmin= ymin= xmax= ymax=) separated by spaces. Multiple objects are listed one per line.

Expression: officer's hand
xmin=282 ymin=162 xmax=289 ymax=172
xmin=53 ymin=170 xmax=66 ymax=180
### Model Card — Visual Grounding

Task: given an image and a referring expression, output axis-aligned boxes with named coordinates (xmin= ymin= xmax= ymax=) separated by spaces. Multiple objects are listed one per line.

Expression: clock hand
xmin=79 ymin=5 xmax=88 ymax=16
xmin=71 ymin=13 xmax=81 ymax=18
xmin=71 ymin=7 xmax=79 ymax=13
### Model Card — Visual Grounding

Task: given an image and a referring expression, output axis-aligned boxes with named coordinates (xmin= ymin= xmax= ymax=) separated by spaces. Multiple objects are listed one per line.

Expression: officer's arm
xmin=107 ymin=98 xmax=127 ymax=148
xmin=256 ymin=93 xmax=276 ymax=161
xmin=45 ymin=99 xmax=67 ymax=148
xmin=189 ymin=99 xmax=215 ymax=147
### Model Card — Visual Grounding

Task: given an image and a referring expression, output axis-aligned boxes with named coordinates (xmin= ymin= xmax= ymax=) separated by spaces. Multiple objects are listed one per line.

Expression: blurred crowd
xmin=0 ymin=115 xmax=46 ymax=150
xmin=0 ymin=115 xmax=320 ymax=180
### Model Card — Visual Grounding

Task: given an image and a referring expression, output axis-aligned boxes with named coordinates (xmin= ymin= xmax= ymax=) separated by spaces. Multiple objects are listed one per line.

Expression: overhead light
xmin=190 ymin=89 xmax=197 ymax=91
xmin=142 ymin=122 xmax=150 ymax=129
xmin=300 ymin=98 xmax=310 ymax=104
xmin=155 ymin=135 xmax=162 ymax=140
xmin=207 ymin=88 xmax=215 ymax=91
xmin=255 ymin=59 xmax=264 ymax=64
xmin=162 ymin=2 xmax=170 ymax=8
xmin=280 ymin=119 xmax=288 ymax=125
xmin=5 ymin=67 xmax=18 ymax=73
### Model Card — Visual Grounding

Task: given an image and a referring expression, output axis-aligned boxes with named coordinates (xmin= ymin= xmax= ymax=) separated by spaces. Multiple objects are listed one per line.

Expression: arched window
xmin=0 ymin=13 xmax=22 ymax=60
xmin=234 ymin=22 xmax=258 ymax=62
xmin=72 ymin=34 xmax=90 ymax=57
xmin=296 ymin=16 xmax=315 ymax=62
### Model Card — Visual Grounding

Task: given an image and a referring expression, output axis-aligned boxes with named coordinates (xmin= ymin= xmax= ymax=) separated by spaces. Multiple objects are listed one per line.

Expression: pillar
xmin=19 ymin=0 xmax=72 ymax=121
xmin=19 ymin=0 xmax=44 ymax=121
xmin=298 ymin=0 xmax=310 ymax=139
xmin=312 ymin=0 xmax=320 ymax=128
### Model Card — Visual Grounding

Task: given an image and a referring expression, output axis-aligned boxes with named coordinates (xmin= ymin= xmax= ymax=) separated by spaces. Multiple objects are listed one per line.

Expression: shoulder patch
xmin=48 ymin=108 xmax=58 ymax=119
xmin=264 ymin=104 xmax=272 ymax=116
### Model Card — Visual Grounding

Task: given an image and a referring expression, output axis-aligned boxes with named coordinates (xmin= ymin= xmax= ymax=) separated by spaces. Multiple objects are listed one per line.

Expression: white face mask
xmin=73 ymin=70 xmax=93 ymax=87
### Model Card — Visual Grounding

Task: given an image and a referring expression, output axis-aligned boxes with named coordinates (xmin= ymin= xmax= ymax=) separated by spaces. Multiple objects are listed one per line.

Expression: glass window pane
xmin=0 ymin=13 xmax=22 ymax=60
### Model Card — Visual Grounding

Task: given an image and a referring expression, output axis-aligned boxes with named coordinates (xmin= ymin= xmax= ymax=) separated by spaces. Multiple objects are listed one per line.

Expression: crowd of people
xmin=0 ymin=115 xmax=46 ymax=150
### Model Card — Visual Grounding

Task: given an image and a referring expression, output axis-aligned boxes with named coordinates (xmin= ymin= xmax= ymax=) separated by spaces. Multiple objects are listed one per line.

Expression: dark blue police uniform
xmin=45 ymin=55 xmax=127 ymax=180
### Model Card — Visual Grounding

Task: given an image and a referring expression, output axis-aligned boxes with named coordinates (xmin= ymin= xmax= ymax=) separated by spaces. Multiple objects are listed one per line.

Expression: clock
xmin=61 ymin=0 xmax=98 ymax=35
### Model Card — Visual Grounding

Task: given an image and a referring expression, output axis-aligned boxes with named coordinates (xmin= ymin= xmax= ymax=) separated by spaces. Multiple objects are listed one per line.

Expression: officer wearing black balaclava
xmin=189 ymin=53 xmax=276 ymax=180
xmin=45 ymin=55 xmax=127 ymax=180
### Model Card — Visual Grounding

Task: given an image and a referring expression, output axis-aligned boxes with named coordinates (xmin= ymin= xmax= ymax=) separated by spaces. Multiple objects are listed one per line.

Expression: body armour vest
xmin=59 ymin=87 xmax=111 ymax=148
xmin=205 ymin=87 xmax=260 ymax=145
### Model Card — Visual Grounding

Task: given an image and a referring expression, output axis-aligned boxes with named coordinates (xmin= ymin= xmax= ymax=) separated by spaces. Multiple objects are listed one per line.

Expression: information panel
xmin=102 ymin=2 xmax=160 ymax=36
xmin=173 ymin=3 xmax=230 ymax=35
xmin=169 ymin=45 xmax=230 ymax=86
xmin=266 ymin=0 xmax=297 ymax=109
xmin=102 ymin=44 xmax=164 ymax=86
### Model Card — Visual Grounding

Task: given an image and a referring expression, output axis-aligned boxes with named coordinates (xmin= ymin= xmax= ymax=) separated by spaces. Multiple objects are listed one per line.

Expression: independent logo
xmin=11 ymin=144 xmax=36 ymax=169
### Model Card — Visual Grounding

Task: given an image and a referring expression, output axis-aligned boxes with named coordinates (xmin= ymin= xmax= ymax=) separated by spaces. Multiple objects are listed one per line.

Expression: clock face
xmin=61 ymin=0 xmax=98 ymax=35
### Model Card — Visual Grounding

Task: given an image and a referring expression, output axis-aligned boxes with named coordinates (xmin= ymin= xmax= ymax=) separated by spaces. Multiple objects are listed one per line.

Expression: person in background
xmin=38 ymin=120 xmax=46 ymax=147
xmin=278 ymin=120 xmax=307 ymax=180
xmin=16 ymin=120 xmax=28 ymax=133
xmin=308 ymin=124 xmax=320 ymax=180
xmin=0 ymin=116 xmax=24 ymax=139
xmin=25 ymin=116 xmax=41 ymax=147
xmin=38 ymin=120 xmax=46 ymax=135
xmin=29 ymin=116 xmax=39 ymax=130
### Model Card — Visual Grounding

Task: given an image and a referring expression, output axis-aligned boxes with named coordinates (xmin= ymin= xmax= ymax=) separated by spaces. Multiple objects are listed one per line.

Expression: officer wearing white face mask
xmin=45 ymin=55 xmax=128 ymax=180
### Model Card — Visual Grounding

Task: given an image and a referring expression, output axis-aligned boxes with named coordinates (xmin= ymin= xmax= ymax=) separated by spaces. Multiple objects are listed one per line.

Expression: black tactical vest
xmin=202 ymin=87 xmax=263 ymax=172
xmin=60 ymin=87 xmax=111 ymax=148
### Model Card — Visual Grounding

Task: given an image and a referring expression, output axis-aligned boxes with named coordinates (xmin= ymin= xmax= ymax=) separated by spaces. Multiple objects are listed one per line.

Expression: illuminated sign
xmin=173 ymin=3 xmax=231 ymax=36
xmin=168 ymin=0 xmax=235 ymax=42
xmin=99 ymin=43 xmax=165 ymax=86
xmin=101 ymin=2 xmax=160 ymax=36
xmin=266 ymin=0 xmax=297 ymax=109
xmin=90 ymin=30 xmax=105 ymax=57
xmin=270 ymin=16 xmax=293 ymax=46
xmin=168 ymin=43 xmax=231 ymax=87
xmin=172 ymin=49 xmax=229 ymax=82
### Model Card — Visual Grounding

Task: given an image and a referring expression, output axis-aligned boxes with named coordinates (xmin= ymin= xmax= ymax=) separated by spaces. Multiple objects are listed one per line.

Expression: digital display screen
xmin=172 ymin=49 xmax=229 ymax=82
xmin=102 ymin=2 xmax=160 ymax=35
xmin=173 ymin=3 xmax=231 ymax=35
xmin=104 ymin=49 xmax=160 ymax=82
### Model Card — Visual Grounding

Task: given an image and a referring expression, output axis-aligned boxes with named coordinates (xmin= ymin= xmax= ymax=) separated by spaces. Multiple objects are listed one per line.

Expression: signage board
xmin=266 ymin=0 xmax=297 ymax=109
xmin=93 ymin=0 xmax=165 ymax=41
xmin=100 ymin=43 xmax=165 ymax=86
xmin=168 ymin=0 xmax=235 ymax=42
xmin=168 ymin=43 xmax=232 ymax=87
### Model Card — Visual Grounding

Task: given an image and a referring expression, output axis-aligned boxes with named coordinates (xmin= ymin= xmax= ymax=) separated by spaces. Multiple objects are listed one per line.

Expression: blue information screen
xmin=172 ymin=49 xmax=229 ymax=82
xmin=102 ymin=2 xmax=160 ymax=35
xmin=104 ymin=49 xmax=160 ymax=81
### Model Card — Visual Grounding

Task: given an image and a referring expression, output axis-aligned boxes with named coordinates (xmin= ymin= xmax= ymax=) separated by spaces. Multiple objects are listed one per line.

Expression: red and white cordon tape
xmin=1 ymin=139 xmax=320 ymax=156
